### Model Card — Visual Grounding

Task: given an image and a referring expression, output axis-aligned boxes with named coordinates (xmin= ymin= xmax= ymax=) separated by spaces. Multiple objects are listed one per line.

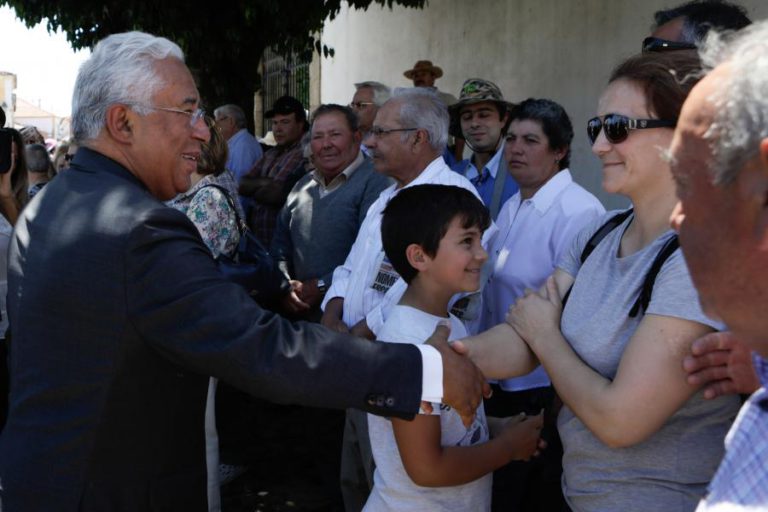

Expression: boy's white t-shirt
xmin=364 ymin=305 xmax=492 ymax=512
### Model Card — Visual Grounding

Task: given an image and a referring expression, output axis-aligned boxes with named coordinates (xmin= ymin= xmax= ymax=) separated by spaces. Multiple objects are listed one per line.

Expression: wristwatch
xmin=317 ymin=279 xmax=327 ymax=293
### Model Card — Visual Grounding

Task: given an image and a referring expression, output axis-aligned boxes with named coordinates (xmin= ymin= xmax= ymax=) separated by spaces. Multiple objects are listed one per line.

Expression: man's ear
xmin=405 ymin=243 xmax=430 ymax=271
xmin=553 ymin=146 xmax=567 ymax=165
xmin=104 ymin=104 xmax=135 ymax=144
xmin=412 ymin=128 xmax=428 ymax=149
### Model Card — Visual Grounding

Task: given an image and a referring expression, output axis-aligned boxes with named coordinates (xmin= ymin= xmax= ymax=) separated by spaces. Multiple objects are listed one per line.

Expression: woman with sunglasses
xmin=466 ymin=51 xmax=740 ymax=511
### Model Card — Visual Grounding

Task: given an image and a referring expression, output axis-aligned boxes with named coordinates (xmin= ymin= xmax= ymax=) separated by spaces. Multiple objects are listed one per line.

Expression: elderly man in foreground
xmin=670 ymin=19 xmax=768 ymax=510
xmin=0 ymin=32 xmax=488 ymax=511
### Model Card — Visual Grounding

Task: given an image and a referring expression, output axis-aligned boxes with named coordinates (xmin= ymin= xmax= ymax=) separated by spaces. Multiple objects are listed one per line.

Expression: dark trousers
xmin=0 ymin=336 xmax=8 ymax=433
xmin=484 ymin=385 xmax=566 ymax=512
xmin=216 ymin=385 xmax=345 ymax=510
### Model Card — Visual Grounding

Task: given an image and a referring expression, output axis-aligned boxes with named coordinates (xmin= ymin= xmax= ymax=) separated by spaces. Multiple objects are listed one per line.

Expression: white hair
xmin=354 ymin=81 xmax=391 ymax=107
xmin=214 ymin=104 xmax=247 ymax=129
xmin=71 ymin=31 xmax=184 ymax=143
xmin=389 ymin=87 xmax=449 ymax=152
xmin=699 ymin=20 xmax=768 ymax=184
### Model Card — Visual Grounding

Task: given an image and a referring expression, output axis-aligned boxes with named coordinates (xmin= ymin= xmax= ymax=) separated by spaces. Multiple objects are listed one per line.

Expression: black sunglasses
xmin=587 ymin=114 xmax=676 ymax=145
xmin=642 ymin=37 xmax=697 ymax=53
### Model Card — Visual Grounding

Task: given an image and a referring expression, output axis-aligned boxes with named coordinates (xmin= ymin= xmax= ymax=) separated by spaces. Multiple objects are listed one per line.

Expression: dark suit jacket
xmin=0 ymin=148 xmax=423 ymax=511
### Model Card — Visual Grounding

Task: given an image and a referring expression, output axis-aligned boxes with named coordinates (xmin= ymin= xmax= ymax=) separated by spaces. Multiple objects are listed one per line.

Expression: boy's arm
xmin=391 ymin=411 xmax=541 ymax=488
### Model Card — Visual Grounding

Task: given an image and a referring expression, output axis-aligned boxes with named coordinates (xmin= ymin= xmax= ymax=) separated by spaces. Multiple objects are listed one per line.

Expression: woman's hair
xmin=197 ymin=119 xmax=229 ymax=176
xmin=509 ymin=98 xmax=574 ymax=170
xmin=608 ymin=51 xmax=703 ymax=122
xmin=8 ymin=129 xmax=29 ymax=207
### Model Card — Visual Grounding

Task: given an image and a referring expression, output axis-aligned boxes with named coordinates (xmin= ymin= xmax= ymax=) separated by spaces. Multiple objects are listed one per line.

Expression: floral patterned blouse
xmin=165 ymin=171 xmax=244 ymax=258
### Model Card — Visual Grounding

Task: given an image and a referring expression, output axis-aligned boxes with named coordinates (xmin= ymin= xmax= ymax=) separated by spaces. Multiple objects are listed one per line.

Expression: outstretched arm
xmin=508 ymin=275 xmax=714 ymax=448
xmin=456 ymin=269 xmax=574 ymax=380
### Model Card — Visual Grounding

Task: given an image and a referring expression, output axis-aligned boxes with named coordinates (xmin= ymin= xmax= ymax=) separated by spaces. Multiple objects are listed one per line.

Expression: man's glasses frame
xmin=349 ymin=101 xmax=375 ymax=109
xmin=367 ymin=127 xmax=418 ymax=139
xmin=587 ymin=114 xmax=676 ymax=145
xmin=130 ymin=104 xmax=206 ymax=127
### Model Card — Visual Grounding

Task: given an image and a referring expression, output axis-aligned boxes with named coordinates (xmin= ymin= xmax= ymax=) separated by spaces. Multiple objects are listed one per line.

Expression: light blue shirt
xmin=451 ymin=146 xmax=518 ymax=217
xmin=226 ymin=129 xmax=263 ymax=182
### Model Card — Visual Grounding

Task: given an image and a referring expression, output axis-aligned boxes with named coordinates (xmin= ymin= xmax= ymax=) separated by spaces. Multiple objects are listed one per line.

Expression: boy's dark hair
xmin=381 ymin=185 xmax=490 ymax=284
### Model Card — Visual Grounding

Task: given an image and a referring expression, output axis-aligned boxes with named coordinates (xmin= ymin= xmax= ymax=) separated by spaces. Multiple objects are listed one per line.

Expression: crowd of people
xmin=0 ymin=0 xmax=767 ymax=511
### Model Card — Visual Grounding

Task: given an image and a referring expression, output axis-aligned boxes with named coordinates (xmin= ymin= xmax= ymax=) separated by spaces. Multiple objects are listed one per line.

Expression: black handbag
xmin=201 ymin=184 xmax=290 ymax=305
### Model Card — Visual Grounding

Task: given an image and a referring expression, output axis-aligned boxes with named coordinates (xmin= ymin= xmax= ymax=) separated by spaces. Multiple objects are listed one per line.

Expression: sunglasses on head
xmin=587 ymin=114 xmax=676 ymax=145
xmin=642 ymin=37 xmax=697 ymax=53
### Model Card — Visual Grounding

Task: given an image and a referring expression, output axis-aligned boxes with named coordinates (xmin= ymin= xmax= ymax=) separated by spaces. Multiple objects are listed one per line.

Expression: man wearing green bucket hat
xmin=450 ymin=78 xmax=519 ymax=220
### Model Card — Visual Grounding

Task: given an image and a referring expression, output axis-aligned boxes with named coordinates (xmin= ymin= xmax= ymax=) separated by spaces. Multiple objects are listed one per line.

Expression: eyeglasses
xmin=349 ymin=101 xmax=375 ymax=109
xmin=131 ymin=104 xmax=206 ymax=127
xmin=368 ymin=127 xmax=418 ymax=139
xmin=641 ymin=37 xmax=697 ymax=53
xmin=587 ymin=114 xmax=676 ymax=145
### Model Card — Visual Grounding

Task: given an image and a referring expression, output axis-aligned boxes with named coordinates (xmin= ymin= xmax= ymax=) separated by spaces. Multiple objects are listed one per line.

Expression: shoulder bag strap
xmin=198 ymin=183 xmax=247 ymax=234
xmin=628 ymin=235 xmax=680 ymax=318
xmin=489 ymin=155 xmax=508 ymax=221
xmin=561 ymin=208 xmax=634 ymax=307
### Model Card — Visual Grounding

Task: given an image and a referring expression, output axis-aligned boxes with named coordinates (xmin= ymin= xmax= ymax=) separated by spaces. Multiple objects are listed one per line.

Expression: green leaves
xmin=0 ymin=0 xmax=425 ymax=130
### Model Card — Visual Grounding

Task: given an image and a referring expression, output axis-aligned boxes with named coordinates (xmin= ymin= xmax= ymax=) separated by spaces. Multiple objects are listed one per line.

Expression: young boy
xmin=364 ymin=184 xmax=544 ymax=511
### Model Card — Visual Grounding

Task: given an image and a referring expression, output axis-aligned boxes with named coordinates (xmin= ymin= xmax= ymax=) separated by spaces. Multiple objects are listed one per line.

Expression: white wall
xmin=319 ymin=0 xmax=768 ymax=209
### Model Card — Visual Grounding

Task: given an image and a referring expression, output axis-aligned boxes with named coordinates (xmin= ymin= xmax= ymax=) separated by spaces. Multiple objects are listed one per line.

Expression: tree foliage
xmin=1 ymin=0 xmax=425 ymax=129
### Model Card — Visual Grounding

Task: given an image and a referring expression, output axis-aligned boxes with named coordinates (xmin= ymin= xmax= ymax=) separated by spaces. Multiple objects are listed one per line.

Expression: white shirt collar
xmin=525 ymin=168 xmax=574 ymax=213
xmin=403 ymin=156 xmax=451 ymax=189
xmin=310 ymin=150 xmax=365 ymax=190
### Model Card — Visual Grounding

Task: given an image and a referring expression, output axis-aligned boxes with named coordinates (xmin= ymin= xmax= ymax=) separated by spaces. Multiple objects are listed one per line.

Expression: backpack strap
xmin=561 ymin=209 xmax=634 ymax=307
xmin=628 ymin=234 xmax=679 ymax=318
xmin=580 ymin=208 xmax=634 ymax=263
xmin=561 ymin=207 xmax=680 ymax=319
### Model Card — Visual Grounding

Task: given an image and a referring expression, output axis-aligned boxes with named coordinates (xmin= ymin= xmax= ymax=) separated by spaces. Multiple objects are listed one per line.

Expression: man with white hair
xmin=669 ymin=19 xmax=768 ymax=510
xmin=321 ymin=87 xmax=491 ymax=511
xmin=0 ymin=32 xmax=489 ymax=511
xmin=350 ymin=81 xmax=390 ymax=138
xmin=213 ymin=103 xmax=263 ymax=182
